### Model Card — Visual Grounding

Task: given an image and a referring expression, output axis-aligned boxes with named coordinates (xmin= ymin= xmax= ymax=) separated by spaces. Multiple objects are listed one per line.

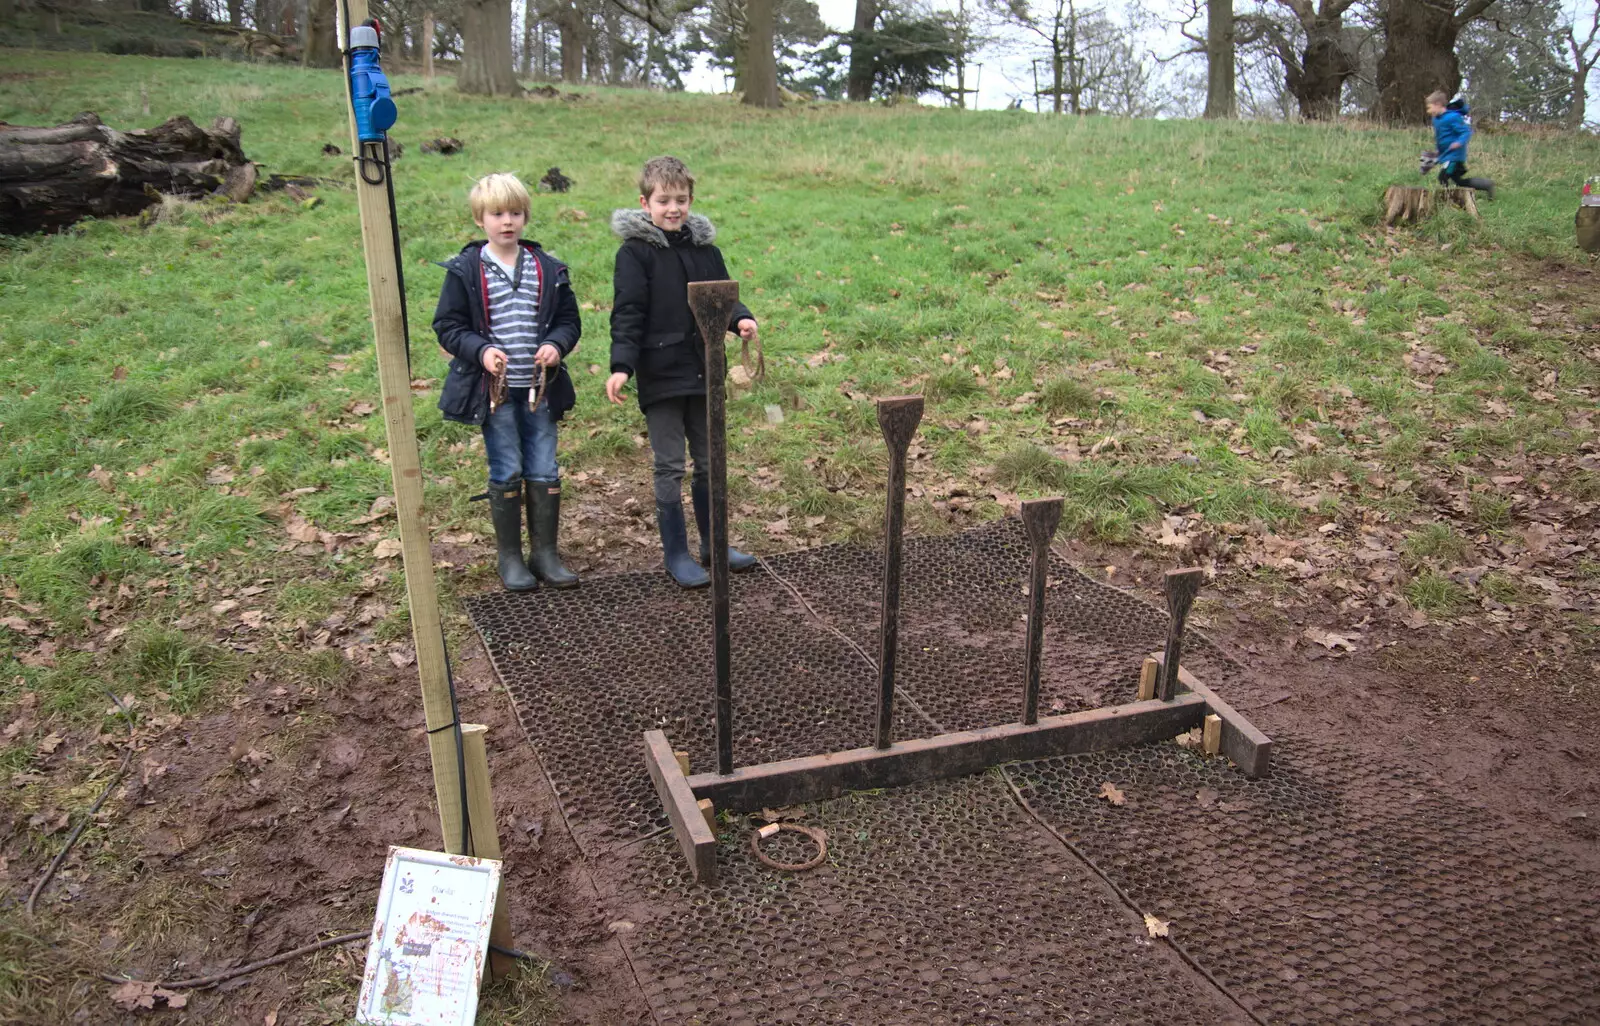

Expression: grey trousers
xmin=644 ymin=395 xmax=709 ymax=505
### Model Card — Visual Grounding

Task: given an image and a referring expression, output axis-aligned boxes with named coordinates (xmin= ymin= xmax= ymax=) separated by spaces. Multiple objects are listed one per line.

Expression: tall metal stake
xmin=1020 ymin=497 xmax=1064 ymax=725
xmin=687 ymin=281 xmax=741 ymax=776
xmin=1158 ymin=568 xmax=1205 ymax=701
xmin=874 ymin=396 xmax=923 ymax=750
xmin=337 ymin=0 xmax=466 ymax=855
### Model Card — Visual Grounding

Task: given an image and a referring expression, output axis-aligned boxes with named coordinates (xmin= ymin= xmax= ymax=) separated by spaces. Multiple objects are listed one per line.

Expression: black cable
xmin=441 ymin=626 xmax=473 ymax=857
xmin=381 ymin=134 xmax=412 ymax=372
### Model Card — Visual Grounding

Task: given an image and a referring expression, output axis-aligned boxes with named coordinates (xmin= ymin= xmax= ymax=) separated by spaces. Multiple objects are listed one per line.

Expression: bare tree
xmin=1564 ymin=0 xmax=1600 ymax=126
xmin=302 ymin=0 xmax=339 ymax=66
xmin=1239 ymin=0 xmax=1358 ymax=118
xmin=742 ymin=0 xmax=782 ymax=103
xmin=988 ymin=0 xmax=1116 ymax=113
xmin=1374 ymin=0 xmax=1506 ymax=123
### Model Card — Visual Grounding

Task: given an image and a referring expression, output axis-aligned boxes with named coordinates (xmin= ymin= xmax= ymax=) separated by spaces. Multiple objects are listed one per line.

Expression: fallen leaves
xmin=373 ymin=538 xmax=404 ymax=559
xmin=1143 ymin=914 xmax=1170 ymax=939
xmin=1302 ymin=627 xmax=1358 ymax=652
xmin=108 ymin=980 xmax=189 ymax=1012
xmin=1097 ymin=782 xmax=1126 ymax=807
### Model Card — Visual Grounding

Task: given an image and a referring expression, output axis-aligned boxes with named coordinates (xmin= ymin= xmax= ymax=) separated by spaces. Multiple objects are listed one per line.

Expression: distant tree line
xmin=7 ymin=0 xmax=1594 ymax=124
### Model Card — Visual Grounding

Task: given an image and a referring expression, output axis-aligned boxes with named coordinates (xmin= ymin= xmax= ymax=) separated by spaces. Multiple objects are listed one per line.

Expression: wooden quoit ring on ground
xmin=749 ymin=823 xmax=828 ymax=872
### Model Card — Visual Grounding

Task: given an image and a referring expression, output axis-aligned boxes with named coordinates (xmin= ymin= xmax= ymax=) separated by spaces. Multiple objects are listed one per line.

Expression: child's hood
xmin=611 ymin=208 xmax=716 ymax=249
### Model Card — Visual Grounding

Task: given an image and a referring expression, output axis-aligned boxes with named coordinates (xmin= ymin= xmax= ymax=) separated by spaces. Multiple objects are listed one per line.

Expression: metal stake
xmin=1020 ymin=498 xmax=1064 ymax=725
xmin=687 ymin=281 xmax=741 ymax=775
xmin=1158 ymin=568 xmax=1204 ymax=701
xmin=874 ymin=396 xmax=923 ymax=749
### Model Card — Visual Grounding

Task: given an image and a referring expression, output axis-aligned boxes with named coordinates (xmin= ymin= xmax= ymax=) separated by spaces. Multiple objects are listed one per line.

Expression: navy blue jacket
xmin=608 ymin=209 xmax=754 ymax=411
xmin=433 ymin=240 xmax=581 ymax=426
xmin=1433 ymin=100 xmax=1472 ymax=165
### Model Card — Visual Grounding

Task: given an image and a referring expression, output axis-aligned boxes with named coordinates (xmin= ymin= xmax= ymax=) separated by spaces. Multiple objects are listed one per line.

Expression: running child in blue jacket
xmin=1427 ymin=92 xmax=1495 ymax=199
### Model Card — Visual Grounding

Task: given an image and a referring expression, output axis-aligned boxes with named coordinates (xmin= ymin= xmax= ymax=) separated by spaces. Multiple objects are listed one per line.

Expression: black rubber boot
xmin=525 ymin=480 xmax=578 ymax=589
xmin=487 ymin=482 xmax=538 ymax=592
xmin=1465 ymin=177 xmax=1495 ymax=200
xmin=656 ymin=500 xmax=709 ymax=589
xmin=691 ymin=475 xmax=756 ymax=571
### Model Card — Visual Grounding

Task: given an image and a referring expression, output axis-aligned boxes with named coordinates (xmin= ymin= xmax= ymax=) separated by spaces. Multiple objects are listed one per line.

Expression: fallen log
xmin=1382 ymin=185 xmax=1479 ymax=227
xmin=0 ymin=112 xmax=253 ymax=235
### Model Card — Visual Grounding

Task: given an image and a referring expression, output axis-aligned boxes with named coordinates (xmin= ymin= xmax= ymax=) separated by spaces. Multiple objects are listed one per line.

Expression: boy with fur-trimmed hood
xmin=434 ymin=172 xmax=582 ymax=592
xmin=605 ymin=156 xmax=759 ymax=588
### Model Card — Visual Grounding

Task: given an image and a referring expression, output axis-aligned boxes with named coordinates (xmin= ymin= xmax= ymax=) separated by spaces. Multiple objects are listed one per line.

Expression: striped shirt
xmin=482 ymin=245 xmax=544 ymax=388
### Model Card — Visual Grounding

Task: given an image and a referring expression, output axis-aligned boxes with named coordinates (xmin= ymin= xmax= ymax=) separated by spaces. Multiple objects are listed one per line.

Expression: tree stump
xmin=1382 ymin=185 xmax=1479 ymax=227
xmin=0 ymin=112 xmax=253 ymax=235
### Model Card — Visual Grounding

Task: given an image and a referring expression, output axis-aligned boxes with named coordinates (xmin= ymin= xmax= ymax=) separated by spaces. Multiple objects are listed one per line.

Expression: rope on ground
xmin=27 ymin=691 xmax=136 ymax=917
xmin=997 ymin=766 xmax=1269 ymax=1026
xmin=753 ymin=555 xmax=946 ymax=735
xmin=101 ymin=931 xmax=368 ymax=991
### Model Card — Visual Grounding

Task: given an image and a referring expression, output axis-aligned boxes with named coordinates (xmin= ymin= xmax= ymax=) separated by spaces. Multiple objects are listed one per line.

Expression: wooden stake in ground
xmin=461 ymin=725 xmax=517 ymax=981
xmin=339 ymin=0 xmax=470 ymax=863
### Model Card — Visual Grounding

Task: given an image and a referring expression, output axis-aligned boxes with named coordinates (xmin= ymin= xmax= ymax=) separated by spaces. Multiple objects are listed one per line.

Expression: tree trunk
xmin=458 ymin=0 xmax=524 ymax=96
xmin=1051 ymin=51 xmax=1064 ymax=113
xmin=1289 ymin=22 xmax=1351 ymax=119
xmin=226 ymin=0 xmax=242 ymax=25
xmin=557 ymin=3 xmax=584 ymax=83
xmin=521 ymin=0 xmax=534 ymax=75
xmin=1375 ymin=0 xmax=1463 ymax=124
xmin=302 ymin=0 xmax=338 ymax=67
xmin=742 ymin=0 xmax=781 ymax=107
xmin=423 ymin=11 xmax=436 ymax=79
xmin=0 ymin=113 xmax=251 ymax=236
xmin=1204 ymin=0 xmax=1236 ymax=118
xmin=846 ymin=0 xmax=878 ymax=101
xmin=604 ymin=2 xmax=625 ymax=83
xmin=1568 ymin=67 xmax=1589 ymax=128
xmin=584 ymin=12 xmax=602 ymax=81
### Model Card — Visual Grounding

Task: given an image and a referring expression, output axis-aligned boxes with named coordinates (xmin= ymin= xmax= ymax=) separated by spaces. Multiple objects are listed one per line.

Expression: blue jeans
xmin=483 ymin=387 xmax=559 ymax=487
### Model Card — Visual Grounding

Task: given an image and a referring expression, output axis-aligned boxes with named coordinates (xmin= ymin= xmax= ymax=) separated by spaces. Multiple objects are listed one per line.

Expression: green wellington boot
xmin=487 ymin=482 xmax=538 ymax=592
xmin=524 ymin=479 xmax=578 ymax=589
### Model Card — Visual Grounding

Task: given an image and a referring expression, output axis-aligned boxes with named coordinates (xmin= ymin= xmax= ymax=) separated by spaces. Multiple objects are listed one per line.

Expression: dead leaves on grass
xmin=108 ymin=980 xmax=189 ymax=1012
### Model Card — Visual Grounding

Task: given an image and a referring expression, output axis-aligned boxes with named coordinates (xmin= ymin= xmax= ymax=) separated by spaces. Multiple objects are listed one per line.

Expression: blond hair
xmin=469 ymin=173 xmax=531 ymax=220
xmin=638 ymin=156 xmax=695 ymax=200
xmin=1425 ymin=91 xmax=1449 ymax=107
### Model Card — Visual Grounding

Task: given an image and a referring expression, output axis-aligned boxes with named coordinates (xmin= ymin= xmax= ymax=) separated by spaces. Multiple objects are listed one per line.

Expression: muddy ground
xmin=3 ymin=507 xmax=1597 ymax=1025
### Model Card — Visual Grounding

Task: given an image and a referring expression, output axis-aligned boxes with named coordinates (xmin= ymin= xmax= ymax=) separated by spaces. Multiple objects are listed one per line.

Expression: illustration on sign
xmin=356 ymin=846 xmax=503 ymax=1026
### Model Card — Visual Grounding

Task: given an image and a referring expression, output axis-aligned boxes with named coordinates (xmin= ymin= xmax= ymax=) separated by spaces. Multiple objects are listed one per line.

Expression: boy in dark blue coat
xmin=1427 ymin=92 xmax=1494 ymax=199
xmin=433 ymin=173 xmax=582 ymax=591
xmin=605 ymin=156 xmax=759 ymax=589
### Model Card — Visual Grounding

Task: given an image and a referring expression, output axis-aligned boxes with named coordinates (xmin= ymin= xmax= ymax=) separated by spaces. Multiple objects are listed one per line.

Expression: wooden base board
xmin=685 ymin=694 xmax=1206 ymax=813
xmin=1152 ymin=654 xmax=1273 ymax=777
xmin=643 ymin=730 xmax=718 ymax=885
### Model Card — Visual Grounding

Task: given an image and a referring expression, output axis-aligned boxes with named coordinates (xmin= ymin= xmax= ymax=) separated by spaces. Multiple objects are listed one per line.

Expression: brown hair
xmin=1425 ymin=91 xmax=1449 ymax=107
xmin=639 ymin=155 xmax=695 ymax=200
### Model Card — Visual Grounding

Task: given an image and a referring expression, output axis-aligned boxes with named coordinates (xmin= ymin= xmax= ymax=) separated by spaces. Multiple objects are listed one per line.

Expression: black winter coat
xmin=608 ymin=209 xmax=755 ymax=411
xmin=433 ymin=240 xmax=581 ymax=426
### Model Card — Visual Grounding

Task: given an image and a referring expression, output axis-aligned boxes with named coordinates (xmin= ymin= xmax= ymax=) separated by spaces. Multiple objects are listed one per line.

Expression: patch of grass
xmin=1405 ymin=571 xmax=1468 ymax=614
xmin=129 ymin=626 xmax=232 ymax=714
xmin=924 ymin=366 xmax=983 ymax=404
xmin=1468 ymin=492 xmax=1514 ymax=532
xmin=1479 ymin=571 xmax=1526 ymax=605
xmin=1404 ymin=523 xmax=1472 ymax=567
xmin=1039 ymin=376 xmax=1097 ymax=417
xmin=993 ymin=443 xmax=1067 ymax=491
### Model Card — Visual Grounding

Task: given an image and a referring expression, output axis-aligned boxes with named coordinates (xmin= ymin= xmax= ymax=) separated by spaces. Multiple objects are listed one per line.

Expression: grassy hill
xmin=0 ymin=48 xmax=1597 ymax=1022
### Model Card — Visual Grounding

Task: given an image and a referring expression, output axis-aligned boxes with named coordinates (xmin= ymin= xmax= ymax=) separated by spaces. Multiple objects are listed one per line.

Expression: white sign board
xmin=356 ymin=846 xmax=503 ymax=1026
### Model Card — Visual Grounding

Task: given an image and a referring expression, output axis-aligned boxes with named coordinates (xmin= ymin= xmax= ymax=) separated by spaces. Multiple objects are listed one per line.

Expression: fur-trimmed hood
xmin=611 ymin=208 xmax=717 ymax=248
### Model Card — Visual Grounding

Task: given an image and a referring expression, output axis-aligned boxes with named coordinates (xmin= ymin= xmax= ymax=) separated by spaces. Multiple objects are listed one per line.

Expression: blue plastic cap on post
xmin=348 ymin=26 xmax=397 ymax=141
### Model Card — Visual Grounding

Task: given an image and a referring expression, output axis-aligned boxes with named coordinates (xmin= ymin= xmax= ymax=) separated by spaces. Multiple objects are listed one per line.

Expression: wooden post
xmin=1137 ymin=657 xmax=1158 ymax=701
xmin=874 ymin=396 xmax=924 ymax=750
xmin=339 ymin=0 xmax=469 ymax=863
xmin=461 ymin=724 xmax=517 ymax=981
xmin=686 ymin=281 xmax=741 ymax=776
xmin=1020 ymin=497 xmax=1063 ymax=725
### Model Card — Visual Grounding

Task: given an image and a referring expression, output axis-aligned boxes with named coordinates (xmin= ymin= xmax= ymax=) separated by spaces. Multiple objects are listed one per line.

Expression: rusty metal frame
xmin=642 ymin=308 xmax=1272 ymax=884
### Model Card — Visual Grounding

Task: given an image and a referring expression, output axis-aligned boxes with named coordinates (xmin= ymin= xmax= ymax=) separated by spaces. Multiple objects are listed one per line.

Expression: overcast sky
xmin=682 ymin=0 xmax=1600 ymax=119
